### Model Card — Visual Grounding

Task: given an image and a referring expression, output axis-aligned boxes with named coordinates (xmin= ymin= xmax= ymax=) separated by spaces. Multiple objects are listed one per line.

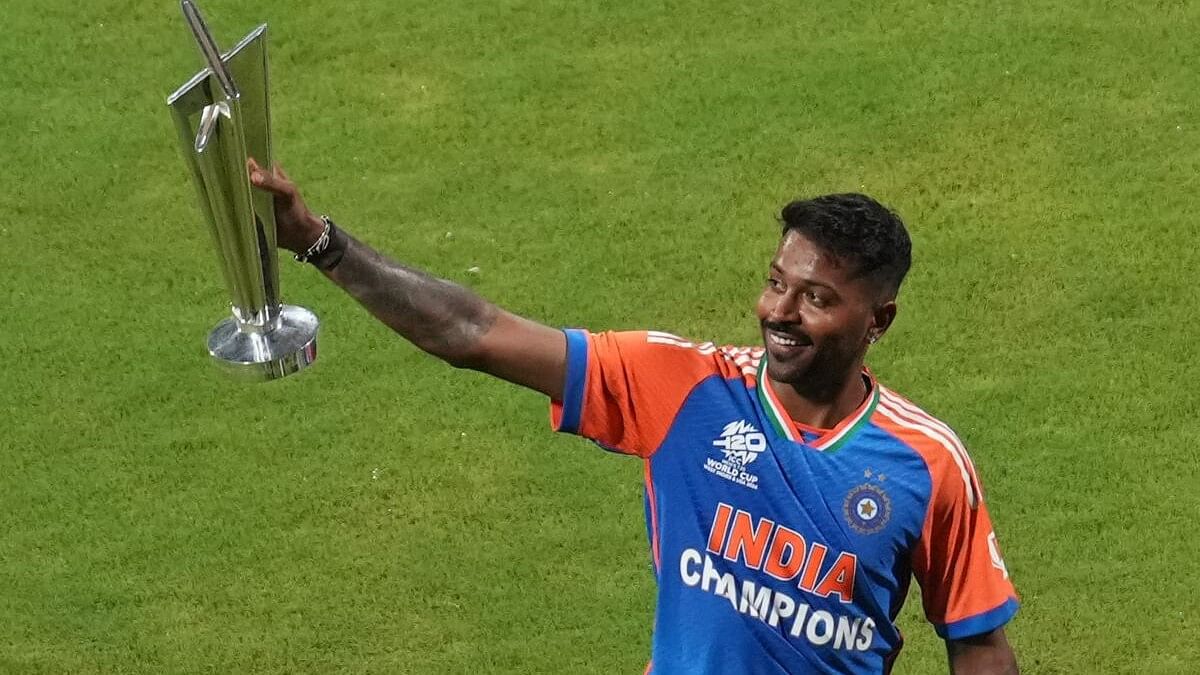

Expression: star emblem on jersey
xmin=704 ymin=420 xmax=766 ymax=490
xmin=843 ymin=483 xmax=892 ymax=535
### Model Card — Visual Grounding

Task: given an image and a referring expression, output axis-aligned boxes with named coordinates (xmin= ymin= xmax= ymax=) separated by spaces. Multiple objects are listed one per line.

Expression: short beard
xmin=766 ymin=340 xmax=863 ymax=403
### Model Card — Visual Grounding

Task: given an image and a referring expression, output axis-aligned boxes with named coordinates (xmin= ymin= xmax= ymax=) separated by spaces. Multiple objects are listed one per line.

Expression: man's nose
xmin=767 ymin=292 xmax=801 ymax=323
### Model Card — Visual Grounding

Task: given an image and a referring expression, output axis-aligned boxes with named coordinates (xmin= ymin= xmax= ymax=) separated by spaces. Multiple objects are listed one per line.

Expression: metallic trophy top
xmin=181 ymin=1 xmax=240 ymax=102
xmin=167 ymin=1 xmax=318 ymax=381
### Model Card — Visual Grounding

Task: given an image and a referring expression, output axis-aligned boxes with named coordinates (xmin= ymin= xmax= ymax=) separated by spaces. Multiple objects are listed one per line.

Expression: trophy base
xmin=207 ymin=304 xmax=319 ymax=381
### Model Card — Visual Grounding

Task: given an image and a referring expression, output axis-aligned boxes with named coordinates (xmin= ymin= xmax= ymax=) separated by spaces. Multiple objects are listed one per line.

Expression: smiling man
xmin=249 ymin=160 xmax=1018 ymax=674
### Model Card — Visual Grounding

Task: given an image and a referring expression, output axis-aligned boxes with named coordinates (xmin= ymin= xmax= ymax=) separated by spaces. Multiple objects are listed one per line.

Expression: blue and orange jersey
xmin=551 ymin=330 xmax=1018 ymax=674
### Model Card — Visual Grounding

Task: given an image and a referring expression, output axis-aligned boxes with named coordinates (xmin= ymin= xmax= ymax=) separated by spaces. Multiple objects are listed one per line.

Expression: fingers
xmin=247 ymin=157 xmax=290 ymax=195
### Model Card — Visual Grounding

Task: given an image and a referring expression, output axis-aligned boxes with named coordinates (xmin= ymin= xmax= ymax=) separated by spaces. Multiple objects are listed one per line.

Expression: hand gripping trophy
xmin=166 ymin=1 xmax=318 ymax=380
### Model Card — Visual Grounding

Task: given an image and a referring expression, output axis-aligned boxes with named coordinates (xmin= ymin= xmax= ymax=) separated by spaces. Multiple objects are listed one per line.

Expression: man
xmin=248 ymin=159 xmax=1019 ymax=674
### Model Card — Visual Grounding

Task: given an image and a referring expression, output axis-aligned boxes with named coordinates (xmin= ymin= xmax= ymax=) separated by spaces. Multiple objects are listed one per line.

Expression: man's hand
xmin=947 ymin=628 xmax=1018 ymax=675
xmin=247 ymin=157 xmax=325 ymax=254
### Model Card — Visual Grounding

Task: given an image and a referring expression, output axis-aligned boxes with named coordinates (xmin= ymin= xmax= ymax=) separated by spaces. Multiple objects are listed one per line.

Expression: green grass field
xmin=5 ymin=0 xmax=1200 ymax=672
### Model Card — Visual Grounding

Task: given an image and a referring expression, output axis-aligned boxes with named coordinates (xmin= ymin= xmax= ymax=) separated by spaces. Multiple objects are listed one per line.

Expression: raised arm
xmin=249 ymin=160 xmax=566 ymax=399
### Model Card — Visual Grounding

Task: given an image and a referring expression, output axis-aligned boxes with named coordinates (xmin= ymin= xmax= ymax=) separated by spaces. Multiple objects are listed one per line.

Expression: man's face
xmin=754 ymin=230 xmax=894 ymax=392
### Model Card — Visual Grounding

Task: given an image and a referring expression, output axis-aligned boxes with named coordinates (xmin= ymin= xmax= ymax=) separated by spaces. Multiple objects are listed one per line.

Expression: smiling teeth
xmin=771 ymin=334 xmax=800 ymax=347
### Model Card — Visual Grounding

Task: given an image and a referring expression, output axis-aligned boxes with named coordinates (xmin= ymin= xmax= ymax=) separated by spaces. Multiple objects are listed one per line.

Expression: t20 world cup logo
xmin=713 ymin=420 xmax=767 ymax=466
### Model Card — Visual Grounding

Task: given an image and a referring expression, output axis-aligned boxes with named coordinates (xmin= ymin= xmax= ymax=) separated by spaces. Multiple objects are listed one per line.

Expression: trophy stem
xmin=192 ymin=97 xmax=277 ymax=327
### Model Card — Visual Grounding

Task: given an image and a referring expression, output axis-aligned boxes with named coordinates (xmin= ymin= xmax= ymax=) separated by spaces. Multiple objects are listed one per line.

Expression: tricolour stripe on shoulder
xmin=645 ymin=330 xmax=691 ymax=347
xmin=876 ymin=394 xmax=979 ymax=508
xmin=880 ymin=389 xmax=981 ymax=488
xmin=644 ymin=333 xmax=764 ymax=376
xmin=645 ymin=331 xmax=717 ymax=354
xmin=719 ymin=345 xmax=762 ymax=377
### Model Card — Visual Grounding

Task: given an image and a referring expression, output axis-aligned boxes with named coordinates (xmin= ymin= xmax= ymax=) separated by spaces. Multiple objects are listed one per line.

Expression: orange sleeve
xmin=550 ymin=329 xmax=733 ymax=458
xmin=911 ymin=454 xmax=1019 ymax=640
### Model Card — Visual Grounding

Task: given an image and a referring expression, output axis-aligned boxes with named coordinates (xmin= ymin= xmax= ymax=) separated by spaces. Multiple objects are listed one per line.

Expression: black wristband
xmin=294 ymin=215 xmax=348 ymax=270
xmin=308 ymin=219 xmax=347 ymax=270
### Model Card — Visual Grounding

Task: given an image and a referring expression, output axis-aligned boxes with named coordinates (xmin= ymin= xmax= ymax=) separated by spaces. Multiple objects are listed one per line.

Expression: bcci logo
xmin=843 ymin=483 xmax=891 ymax=535
xmin=712 ymin=420 xmax=767 ymax=466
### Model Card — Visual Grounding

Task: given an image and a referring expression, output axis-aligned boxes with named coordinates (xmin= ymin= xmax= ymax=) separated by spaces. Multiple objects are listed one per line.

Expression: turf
xmin=4 ymin=0 xmax=1200 ymax=672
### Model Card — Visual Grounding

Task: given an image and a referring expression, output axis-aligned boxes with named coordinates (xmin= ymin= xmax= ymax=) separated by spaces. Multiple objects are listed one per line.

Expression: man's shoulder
xmin=603 ymin=330 xmax=764 ymax=381
xmin=873 ymin=385 xmax=959 ymax=433
xmin=871 ymin=384 xmax=983 ymax=506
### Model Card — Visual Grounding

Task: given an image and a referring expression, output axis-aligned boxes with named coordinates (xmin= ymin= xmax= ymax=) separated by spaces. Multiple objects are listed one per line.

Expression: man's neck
xmin=771 ymin=366 xmax=869 ymax=430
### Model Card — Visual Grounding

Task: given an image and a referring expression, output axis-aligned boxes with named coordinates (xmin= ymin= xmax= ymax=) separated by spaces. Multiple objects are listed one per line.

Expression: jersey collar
xmin=755 ymin=357 xmax=879 ymax=452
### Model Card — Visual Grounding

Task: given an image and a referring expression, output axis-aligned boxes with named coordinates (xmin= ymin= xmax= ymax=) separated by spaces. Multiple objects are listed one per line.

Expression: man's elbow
xmin=442 ymin=347 xmax=484 ymax=371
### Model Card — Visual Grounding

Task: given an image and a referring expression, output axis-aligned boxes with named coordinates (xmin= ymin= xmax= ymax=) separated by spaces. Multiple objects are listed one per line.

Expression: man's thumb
xmin=247 ymin=157 xmax=272 ymax=188
xmin=249 ymin=167 xmax=278 ymax=193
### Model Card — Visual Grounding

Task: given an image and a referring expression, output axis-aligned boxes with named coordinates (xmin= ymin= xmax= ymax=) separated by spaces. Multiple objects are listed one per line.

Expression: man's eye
xmin=807 ymin=291 xmax=827 ymax=307
xmin=767 ymin=278 xmax=783 ymax=290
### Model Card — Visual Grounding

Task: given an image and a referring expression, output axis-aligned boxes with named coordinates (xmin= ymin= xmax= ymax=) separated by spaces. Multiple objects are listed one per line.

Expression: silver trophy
xmin=167 ymin=0 xmax=317 ymax=380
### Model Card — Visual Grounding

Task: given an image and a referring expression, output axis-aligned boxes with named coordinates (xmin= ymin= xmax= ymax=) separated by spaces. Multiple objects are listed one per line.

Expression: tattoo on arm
xmin=323 ymin=233 xmax=499 ymax=367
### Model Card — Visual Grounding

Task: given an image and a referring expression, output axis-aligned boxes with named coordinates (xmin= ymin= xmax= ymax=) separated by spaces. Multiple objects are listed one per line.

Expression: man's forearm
xmin=951 ymin=661 xmax=1018 ymax=675
xmin=947 ymin=629 xmax=1019 ymax=675
xmin=321 ymin=232 xmax=499 ymax=368
xmin=951 ymin=660 xmax=1018 ymax=675
xmin=248 ymin=164 xmax=566 ymax=395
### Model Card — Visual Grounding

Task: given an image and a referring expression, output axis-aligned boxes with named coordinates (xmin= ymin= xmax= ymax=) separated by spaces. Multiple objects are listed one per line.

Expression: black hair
xmin=779 ymin=193 xmax=912 ymax=297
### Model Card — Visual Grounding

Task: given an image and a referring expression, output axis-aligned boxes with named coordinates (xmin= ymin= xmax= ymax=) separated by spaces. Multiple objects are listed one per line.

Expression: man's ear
xmin=868 ymin=300 xmax=898 ymax=343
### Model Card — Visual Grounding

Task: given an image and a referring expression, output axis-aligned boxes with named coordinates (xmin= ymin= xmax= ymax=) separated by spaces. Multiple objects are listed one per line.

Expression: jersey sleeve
xmin=911 ymin=460 xmax=1020 ymax=640
xmin=549 ymin=329 xmax=733 ymax=458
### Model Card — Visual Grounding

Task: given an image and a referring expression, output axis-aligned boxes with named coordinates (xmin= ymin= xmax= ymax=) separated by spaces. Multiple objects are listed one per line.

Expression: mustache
xmin=762 ymin=321 xmax=813 ymax=343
